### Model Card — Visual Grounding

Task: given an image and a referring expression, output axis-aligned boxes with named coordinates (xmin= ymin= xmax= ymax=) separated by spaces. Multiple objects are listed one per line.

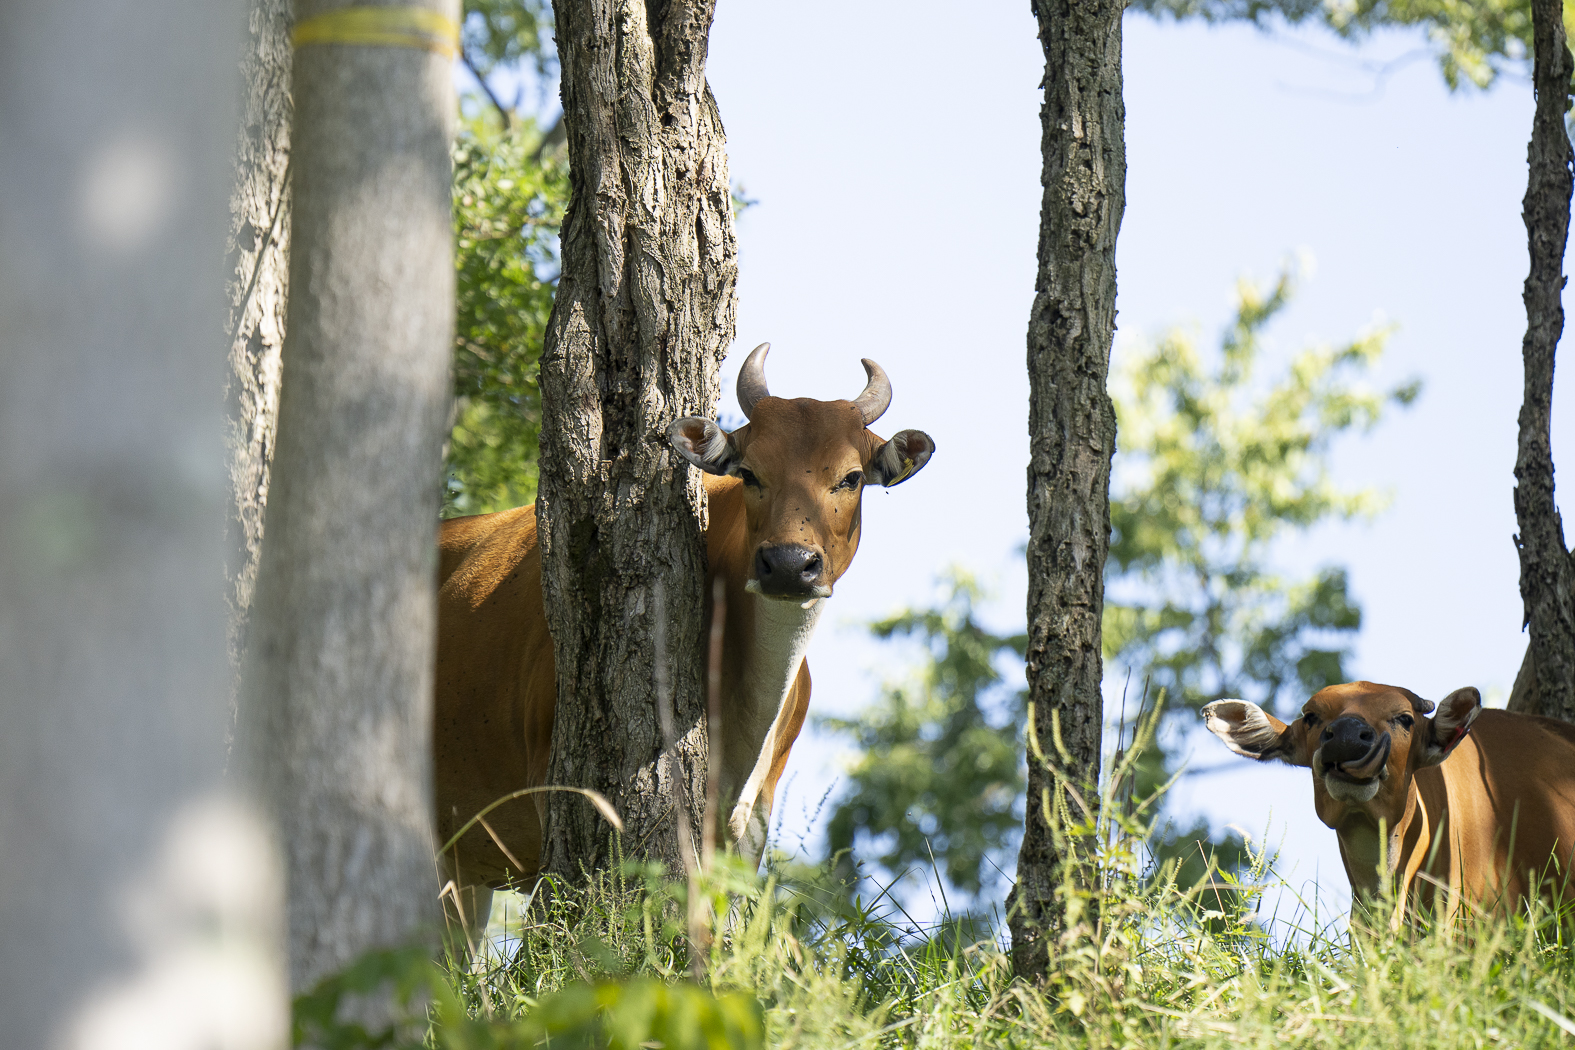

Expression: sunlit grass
xmin=419 ymin=810 xmax=1575 ymax=1049
xmin=296 ymin=724 xmax=1575 ymax=1049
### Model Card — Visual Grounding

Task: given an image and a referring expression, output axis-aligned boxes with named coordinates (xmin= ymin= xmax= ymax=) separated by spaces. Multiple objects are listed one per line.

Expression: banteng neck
xmin=721 ymin=594 xmax=824 ymax=863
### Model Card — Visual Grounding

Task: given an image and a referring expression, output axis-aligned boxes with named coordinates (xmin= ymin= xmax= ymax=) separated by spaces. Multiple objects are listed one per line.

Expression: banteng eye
xmin=1395 ymin=713 xmax=1415 ymax=730
xmin=738 ymin=468 xmax=761 ymax=488
xmin=1303 ymin=712 xmax=1320 ymax=727
xmin=834 ymin=470 xmax=863 ymax=492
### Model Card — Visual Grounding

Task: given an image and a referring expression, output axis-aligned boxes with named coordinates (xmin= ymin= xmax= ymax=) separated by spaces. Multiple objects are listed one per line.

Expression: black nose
xmin=1320 ymin=716 xmax=1377 ymax=765
xmin=753 ymin=544 xmax=824 ymax=597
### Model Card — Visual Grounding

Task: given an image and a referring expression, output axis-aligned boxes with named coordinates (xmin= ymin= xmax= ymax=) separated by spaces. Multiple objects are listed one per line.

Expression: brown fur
xmin=1205 ymin=681 xmax=1575 ymax=923
xmin=434 ymin=396 xmax=923 ymax=890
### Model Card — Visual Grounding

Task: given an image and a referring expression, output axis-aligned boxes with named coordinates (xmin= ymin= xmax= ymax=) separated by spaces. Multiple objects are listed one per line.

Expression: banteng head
xmin=1202 ymin=680 xmax=1481 ymax=832
xmin=666 ymin=343 xmax=935 ymax=601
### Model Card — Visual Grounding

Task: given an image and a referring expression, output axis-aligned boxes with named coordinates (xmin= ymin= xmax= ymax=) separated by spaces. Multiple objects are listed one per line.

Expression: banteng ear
xmin=1417 ymin=686 xmax=1481 ymax=767
xmin=666 ymin=417 xmax=740 ymax=476
xmin=1402 ymin=688 xmax=1435 ymax=715
xmin=867 ymin=429 xmax=935 ymax=487
xmin=1201 ymin=700 xmax=1310 ymax=767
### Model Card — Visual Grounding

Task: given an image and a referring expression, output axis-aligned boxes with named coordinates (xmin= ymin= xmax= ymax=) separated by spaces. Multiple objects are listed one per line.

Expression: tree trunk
xmin=240 ymin=0 xmax=457 ymax=990
xmin=538 ymin=0 xmax=738 ymax=879
xmin=0 ymin=0 xmax=287 ymax=1043
xmin=225 ymin=0 xmax=293 ymax=706
xmin=1011 ymin=0 xmax=1125 ymax=982
xmin=1512 ymin=0 xmax=1575 ymax=724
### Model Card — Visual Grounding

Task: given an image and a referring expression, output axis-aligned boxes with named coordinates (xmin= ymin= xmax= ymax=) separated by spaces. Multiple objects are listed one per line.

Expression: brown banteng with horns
xmin=432 ymin=343 xmax=935 ymax=941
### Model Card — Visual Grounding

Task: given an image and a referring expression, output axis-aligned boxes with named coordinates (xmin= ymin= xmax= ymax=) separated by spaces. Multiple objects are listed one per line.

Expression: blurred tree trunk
xmin=240 ymin=0 xmax=457 ymax=989
xmin=1510 ymin=0 xmax=1575 ymax=723
xmin=538 ymin=0 xmax=737 ymax=879
xmin=1011 ymin=0 xmax=1125 ymax=981
xmin=224 ymin=0 xmax=292 ymax=711
xmin=0 ymin=0 xmax=287 ymax=1044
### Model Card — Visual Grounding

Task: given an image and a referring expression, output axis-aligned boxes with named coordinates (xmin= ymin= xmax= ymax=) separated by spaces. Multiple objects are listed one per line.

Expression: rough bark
xmin=1509 ymin=641 xmax=1541 ymax=713
xmin=538 ymin=0 xmax=738 ymax=879
xmin=0 ymin=0 xmax=287 ymax=1043
xmin=1012 ymin=0 xmax=1125 ymax=982
xmin=225 ymin=0 xmax=293 ymax=701
xmin=240 ymin=0 xmax=457 ymax=990
xmin=1512 ymin=0 xmax=1575 ymax=724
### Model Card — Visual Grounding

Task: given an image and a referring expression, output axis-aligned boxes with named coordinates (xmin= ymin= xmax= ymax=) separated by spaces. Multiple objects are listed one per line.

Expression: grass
xmin=396 ymin=821 xmax=1575 ymax=1049
xmin=297 ymin=744 xmax=1575 ymax=1049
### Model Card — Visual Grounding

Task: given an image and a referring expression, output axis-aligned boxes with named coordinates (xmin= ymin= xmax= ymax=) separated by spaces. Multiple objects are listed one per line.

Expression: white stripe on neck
xmin=724 ymin=594 xmax=824 ymax=864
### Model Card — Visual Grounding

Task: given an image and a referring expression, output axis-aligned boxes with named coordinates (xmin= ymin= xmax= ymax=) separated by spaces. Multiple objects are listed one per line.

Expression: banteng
xmin=434 ymin=343 xmax=934 ymax=940
xmin=1204 ymin=681 xmax=1575 ymax=923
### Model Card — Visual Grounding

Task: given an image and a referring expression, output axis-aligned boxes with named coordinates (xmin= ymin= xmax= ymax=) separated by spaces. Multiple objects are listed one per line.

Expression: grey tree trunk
xmin=225 ymin=0 xmax=293 ymax=699
xmin=1011 ymin=0 xmax=1125 ymax=982
xmin=538 ymin=0 xmax=738 ymax=879
xmin=1510 ymin=0 xmax=1575 ymax=724
xmin=0 ymin=0 xmax=288 ymax=1044
xmin=240 ymin=0 xmax=457 ymax=990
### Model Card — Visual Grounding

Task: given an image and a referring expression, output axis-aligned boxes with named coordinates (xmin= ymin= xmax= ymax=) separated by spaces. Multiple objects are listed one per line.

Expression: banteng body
xmin=434 ymin=345 xmax=933 ymax=938
xmin=1204 ymin=681 xmax=1575 ymax=922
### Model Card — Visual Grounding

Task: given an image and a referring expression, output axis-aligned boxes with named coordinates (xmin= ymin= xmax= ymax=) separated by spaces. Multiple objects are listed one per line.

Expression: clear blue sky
xmin=475 ymin=4 xmax=1575 ymax=925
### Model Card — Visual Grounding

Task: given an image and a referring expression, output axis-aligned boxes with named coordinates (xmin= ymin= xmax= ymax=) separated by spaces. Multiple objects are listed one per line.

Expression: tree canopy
xmin=822 ymin=573 xmax=1026 ymax=899
xmin=1132 ymin=0 xmax=1557 ymax=91
xmin=1105 ymin=265 xmax=1418 ymax=721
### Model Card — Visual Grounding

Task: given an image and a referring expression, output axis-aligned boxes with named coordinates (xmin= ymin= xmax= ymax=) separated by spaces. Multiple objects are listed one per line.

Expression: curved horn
xmin=736 ymin=342 xmax=771 ymax=419
xmin=851 ymin=358 xmax=892 ymax=425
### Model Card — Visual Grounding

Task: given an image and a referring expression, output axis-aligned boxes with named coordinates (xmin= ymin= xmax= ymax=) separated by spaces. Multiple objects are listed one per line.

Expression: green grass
xmin=295 ymin=737 xmax=1575 ymax=1050
xmin=398 ymin=819 xmax=1575 ymax=1050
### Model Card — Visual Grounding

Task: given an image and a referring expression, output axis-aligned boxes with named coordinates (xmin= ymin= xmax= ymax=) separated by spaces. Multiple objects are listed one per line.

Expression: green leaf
xmin=507 ymin=979 xmax=764 ymax=1050
xmin=445 ymin=113 xmax=568 ymax=517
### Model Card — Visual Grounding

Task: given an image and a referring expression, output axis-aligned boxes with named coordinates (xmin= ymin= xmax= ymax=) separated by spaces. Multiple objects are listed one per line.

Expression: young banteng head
xmin=1202 ymin=680 xmax=1481 ymax=834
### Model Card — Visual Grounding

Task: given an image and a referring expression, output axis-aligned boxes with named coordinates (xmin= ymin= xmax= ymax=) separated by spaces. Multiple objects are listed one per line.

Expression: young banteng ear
xmin=666 ymin=417 xmax=740 ymax=476
xmin=1201 ymin=700 xmax=1310 ymax=767
xmin=867 ymin=429 xmax=935 ymax=487
xmin=1417 ymin=686 xmax=1481 ymax=767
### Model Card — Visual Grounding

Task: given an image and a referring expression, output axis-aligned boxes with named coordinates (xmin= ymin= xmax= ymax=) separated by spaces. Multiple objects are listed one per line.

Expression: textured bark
xmin=240 ymin=0 xmax=456 ymax=990
xmin=1508 ymin=641 xmax=1541 ymax=713
xmin=538 ymin=0 xmax=738 ymax=879
xmin=1512 ymin=0 xmax=1575 ymax=724
xmin=224 ymin=0 xmax=293 ymax=699
xmin=1011 ymin=0 xmax=1125 ymax=982
xmin=0 ymin=0 xmax=287 ymax=1043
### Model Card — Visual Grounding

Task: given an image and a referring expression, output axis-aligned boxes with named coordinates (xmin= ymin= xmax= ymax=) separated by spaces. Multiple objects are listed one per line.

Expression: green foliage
xmin=1105 ymin=264 xmax=1417 ymax=724
xmin=292 ymin=945 xmax=436 ymax=1049
xmin=1098 ymin=265 xmax=1415 ymax=881
xmin=436 ymin=977 xmax=763 ymax=1050
xmin=1130 ymin=0 xmax=1564 ymax=91
xmin=290 ymin=938 xmax=763 ymax=1050
xmin=820 ymin=571 xmax=1026 ymax=899
xmin=442 ymin=0 xmax=565 ymax=518
xmin=430 ymin=856 xmax=1005 ymax=1050
xmin=445 ymin=115 xmax=567 ymax=517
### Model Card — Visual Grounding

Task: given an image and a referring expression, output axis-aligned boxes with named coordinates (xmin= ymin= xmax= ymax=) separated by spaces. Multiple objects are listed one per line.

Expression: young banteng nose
xmin=1320 ymin=715 xmax=1389 ymax=779
xmin=1320 ymin=716 xmax=1375 ymax=764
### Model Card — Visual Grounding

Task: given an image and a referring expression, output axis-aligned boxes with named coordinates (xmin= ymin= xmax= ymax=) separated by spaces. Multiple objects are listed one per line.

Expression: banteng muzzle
xmin=1318 ymin=716 xmax=1391 ymax=782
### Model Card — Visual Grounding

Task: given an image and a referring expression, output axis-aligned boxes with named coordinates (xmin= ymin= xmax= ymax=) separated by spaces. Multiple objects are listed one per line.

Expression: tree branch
xmin=461 ymin=45 xmax=512 ymax=130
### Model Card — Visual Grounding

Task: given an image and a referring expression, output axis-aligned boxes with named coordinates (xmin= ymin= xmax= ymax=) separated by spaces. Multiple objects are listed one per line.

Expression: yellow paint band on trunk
xmin=291 ymin=7 xmax=459 ymax=59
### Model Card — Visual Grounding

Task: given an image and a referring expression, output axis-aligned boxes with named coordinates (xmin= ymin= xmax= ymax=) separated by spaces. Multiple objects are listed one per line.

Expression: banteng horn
xmin=736 ymin=342 xmax=771 ymax=419
xmin=852 ymin=358 xmax=891 ymax=425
